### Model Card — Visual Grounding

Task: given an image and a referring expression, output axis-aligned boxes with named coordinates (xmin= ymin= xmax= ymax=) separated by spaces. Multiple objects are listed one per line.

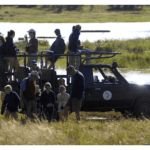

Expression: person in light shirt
xmin=56 ymin=85 xmax=70 ymax=121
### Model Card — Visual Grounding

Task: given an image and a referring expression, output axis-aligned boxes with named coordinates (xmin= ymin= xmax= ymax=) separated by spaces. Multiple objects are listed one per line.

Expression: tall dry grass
xmin=0 ymin=111 xmax=150 ymax=145
xmin=0 ymin=92 xmax=150 ymax=145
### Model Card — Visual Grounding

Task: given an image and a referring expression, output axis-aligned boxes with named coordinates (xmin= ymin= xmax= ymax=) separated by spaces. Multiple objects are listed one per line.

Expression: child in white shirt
xmin=56 ymin=85 xmax=70 ymax=121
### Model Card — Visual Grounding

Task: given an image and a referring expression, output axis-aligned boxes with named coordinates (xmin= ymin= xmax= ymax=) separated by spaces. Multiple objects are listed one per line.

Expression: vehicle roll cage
xmin=0 ymin=50 xmax=122 ymax=89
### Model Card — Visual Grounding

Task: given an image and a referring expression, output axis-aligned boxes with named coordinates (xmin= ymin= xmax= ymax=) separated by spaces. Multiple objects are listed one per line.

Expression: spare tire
xmin=133 ymin=97 xmax=150 ymax=118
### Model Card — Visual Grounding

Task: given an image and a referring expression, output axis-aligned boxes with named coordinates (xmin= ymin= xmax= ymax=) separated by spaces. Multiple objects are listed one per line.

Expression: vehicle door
xmin=85 ymin=66 xmax=135 ymax=109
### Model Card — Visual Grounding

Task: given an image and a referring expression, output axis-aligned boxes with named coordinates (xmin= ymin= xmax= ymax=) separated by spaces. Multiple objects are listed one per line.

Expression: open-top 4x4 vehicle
xmin=0 ymin=50 xmax=150 ymax=118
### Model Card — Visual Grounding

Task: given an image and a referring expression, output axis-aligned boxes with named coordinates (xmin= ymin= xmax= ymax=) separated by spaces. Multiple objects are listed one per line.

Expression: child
xmin=1 ymin=85 xmax=21 ymax=120
xmin=56 ymin=85 xmax=70 ymax=121
xmin=40 ymin=82 xmax=56 ymax=122
xmin=30 ymin=60 xmax=42 ymax=85
xmin=30 ymin=60 xmax=42 ymax=76
xmin=58 ymin=78 xmax=65 ymax=87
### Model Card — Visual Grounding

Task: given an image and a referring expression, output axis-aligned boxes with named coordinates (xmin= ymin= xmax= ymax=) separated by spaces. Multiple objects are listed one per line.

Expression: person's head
xmin=59 ymin=85 xmax=66 ymax=95
xmin=7 ymin=30 xmax=15 ymax=38
xmin=75 ymin=25 xmax=81 ymax=32
xmin=27 ymin=29 xmax=36 ymax=38
xmin=4 ymin=85 xmax=12 ymax=94
xmin=0 ymin=36 xmax=6 ymax=45
xmin=66 ymin=65 xmax=76 ymax=76
xmin=32 ymin=60 xmax=37 ymax=69
xmin=54 ymin=29 xmax=60 ymax=37
xmin=44 ymin=82 xmax=52 ymax=91
xmin=29 ymin=71 xmax=40 ymax=81
xmin=58 ymin=78 xmax=65 ymax=86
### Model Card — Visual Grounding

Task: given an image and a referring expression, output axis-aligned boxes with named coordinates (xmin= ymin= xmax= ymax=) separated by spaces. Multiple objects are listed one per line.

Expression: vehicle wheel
xmin=133 ymin=97 xmax=150 ymax=118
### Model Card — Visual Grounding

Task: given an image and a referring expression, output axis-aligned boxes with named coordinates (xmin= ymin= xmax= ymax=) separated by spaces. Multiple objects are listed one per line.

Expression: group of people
xmin=0 ymin=24 xmax=83 ymax=82
xmin=0 ymin=24 xmax=86 ymax=122
xmin=1 ymin=65 xmax=85 ymax=123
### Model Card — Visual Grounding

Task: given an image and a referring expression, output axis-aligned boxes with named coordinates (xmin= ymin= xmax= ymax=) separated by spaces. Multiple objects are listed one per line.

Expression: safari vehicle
xmin=0 ymin=50 xmax=150 ymax=118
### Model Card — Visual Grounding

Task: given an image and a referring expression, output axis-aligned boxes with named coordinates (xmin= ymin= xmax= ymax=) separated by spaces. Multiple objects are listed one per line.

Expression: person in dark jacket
xmin=5 ymin=30 xmax=20 ymax=81
xmin=68 ymin=25 xmax=81 ymax=70
xmin=0 ymin=35 xmax=8 ymax=72
xmin=43 ymin=29 xmax=66 ymax=69
xmin=20 ymin=71 xmax=39 ymax=118
xmin=40 ymin=82 xmax=56 ymax=122
xmin=64 ymin=65 xmax=85 ymax=123
xmin=1 ymin=85 xmax=21 ymax=120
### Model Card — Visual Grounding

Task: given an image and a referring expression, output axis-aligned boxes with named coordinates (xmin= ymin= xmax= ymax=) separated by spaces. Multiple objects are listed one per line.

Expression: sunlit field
xmin=0 ymin=5 xmax=150 ymax=23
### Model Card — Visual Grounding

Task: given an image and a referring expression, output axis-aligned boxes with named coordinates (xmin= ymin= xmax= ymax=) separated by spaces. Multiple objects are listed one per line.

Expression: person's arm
xmin=6 ymin=38 xmax=16 ymax=55
xmin=77 ymin=75 xmax=85 ymax=100
xmin=67 ymin=94 xmax=70 ymax=101
xmin=72 ymin=32 xmax=79 ymax=50
xmin=1 ymin=95 xmax=7 ymax=115
xmin=40 ymin=92 xmax=45 ymax=107
xmin=27 ymin=39 xmax=38 ymax=47
xmin=15 ymin=92 xmax=21 ymax=107
xmin=51 ymin=92 xmax=56 ymax=105
xmin=20 ymin=79 xmax=27 ymax=108
xmin=36 ymin=66 xmax=42 ymax=75
xmin=56 ymin=94 xmax=61 ymax=104
xmin=55 ymin=39 xmax=66 ymax=53
xmin=50 ymin=41 xmax=56 ymax=51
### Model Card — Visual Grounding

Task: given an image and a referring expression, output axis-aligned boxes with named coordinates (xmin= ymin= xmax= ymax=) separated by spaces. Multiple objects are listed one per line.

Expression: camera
xmin=61 ymin=106 xmax=64 ymax=110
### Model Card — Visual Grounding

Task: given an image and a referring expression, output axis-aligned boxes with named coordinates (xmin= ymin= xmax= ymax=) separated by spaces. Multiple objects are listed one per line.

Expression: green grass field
xmin=0 ymin=5 xmax=150 ymax=23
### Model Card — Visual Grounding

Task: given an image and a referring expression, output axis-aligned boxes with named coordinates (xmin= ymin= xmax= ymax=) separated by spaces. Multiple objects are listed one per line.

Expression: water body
xmin=1 ymin=22 xmax=150 ymax=45
xmin=50 ymin=68 xmax=150 ymax=85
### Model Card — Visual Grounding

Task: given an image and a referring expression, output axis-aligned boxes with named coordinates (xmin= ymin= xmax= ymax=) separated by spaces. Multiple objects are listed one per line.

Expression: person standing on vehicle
xmin=64 ymin=65 xmax=85 ymax=123
xmin=20 ymin=71 xmax=39 ymax=118
xmin=1 ymin=85 xmax=21 ymax=120
xmin=43 ymin=29 xmax=66 ymax=69
xmin=5 ymin=30 xmax=20 ymax=80
xmin=56 ymin=85 xmax=70 ymax=121
xmin=40 ymin=82 xmax=56 ymax=122
xmin=68 ymin=25 xmax=81 ymax=70
xmin=0 ymin=35 xmax=8 ymax=72
xmin=25 ymin=29 xmax=38 ymax=67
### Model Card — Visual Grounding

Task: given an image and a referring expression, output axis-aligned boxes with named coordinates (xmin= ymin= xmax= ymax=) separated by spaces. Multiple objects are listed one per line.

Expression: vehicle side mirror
xmin=112 ymin=61 xmax=118 ymax=69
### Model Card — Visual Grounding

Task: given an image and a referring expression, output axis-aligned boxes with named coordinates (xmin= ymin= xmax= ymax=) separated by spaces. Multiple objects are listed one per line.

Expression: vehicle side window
xmin=92 ymin=67 xmax=119 ymax=85
xmin=93 ymin=68 xmax=104 ymax=83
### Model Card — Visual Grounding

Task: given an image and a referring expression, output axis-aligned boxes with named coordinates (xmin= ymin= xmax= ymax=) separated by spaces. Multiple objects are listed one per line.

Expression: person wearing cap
xmin=64 ymin=65 xmax=85 ymax=122
xmin=30 ymin=60 xmax=42 ymax=76
xmin=40 ymin=82 xmax=56 ymax=122
xmin=25 ymin=29 xmax=38 ymax=67
xmin=1 ymin=85 xmax=21 ymax=120
xmin=43 ymin=29 xmax=66 ymax=69
xmin=56 ymin=85 xmax=70 ymax=121
xmin=68 ymin=25 xmax=82 ymax=70
xmin=20 ymin=70 xmax=40 ymax=118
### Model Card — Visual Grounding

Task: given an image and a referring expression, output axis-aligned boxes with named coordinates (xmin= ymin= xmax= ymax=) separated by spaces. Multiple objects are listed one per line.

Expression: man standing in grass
xmin=68 ymin=25 xmax=82 ymax=70
xmin=25 ymin=29 xmax=38 ymax=67
xmin=64 ymin=65 xmax=85 ymax=123
xmin=43 ymin=29 xmax=66 ymax=69
xmin=1 ymin=85 xmax=21 ymax=120
xmin=20 ymin=71 xmax=39 ymax=118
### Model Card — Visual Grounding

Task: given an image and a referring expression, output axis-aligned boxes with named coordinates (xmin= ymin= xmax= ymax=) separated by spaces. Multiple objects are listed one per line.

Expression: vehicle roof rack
xmin=77 ymin=50 xmax=122 ymax=64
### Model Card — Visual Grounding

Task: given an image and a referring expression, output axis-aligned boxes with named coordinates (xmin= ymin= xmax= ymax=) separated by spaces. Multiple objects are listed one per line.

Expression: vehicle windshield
xmin=93 ymin=67 xmax=118 ymax=84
